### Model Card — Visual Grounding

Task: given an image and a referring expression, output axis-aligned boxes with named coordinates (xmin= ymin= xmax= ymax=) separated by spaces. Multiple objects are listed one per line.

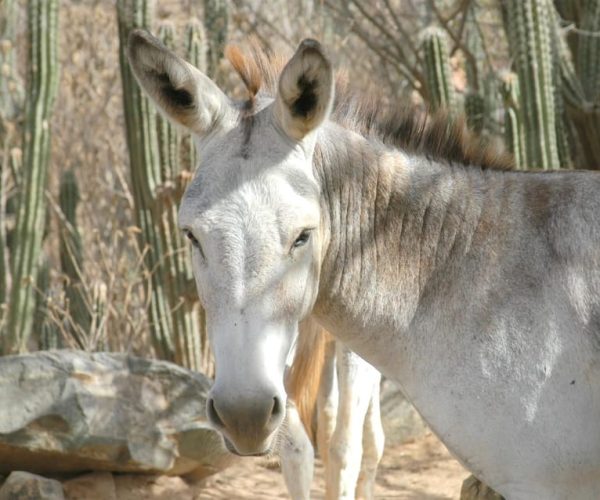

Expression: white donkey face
xmin=127 ymin=31 xmax=333 ymax=455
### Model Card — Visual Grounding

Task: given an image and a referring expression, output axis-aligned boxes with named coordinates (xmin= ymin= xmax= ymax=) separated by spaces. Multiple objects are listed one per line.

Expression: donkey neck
xmin=312 ymin=122 xmax=504 ymax=370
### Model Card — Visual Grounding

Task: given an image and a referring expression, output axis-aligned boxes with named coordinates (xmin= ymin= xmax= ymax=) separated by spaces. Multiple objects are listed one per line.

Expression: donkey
xmin=284 ymin=319 xmax=383 ymax=499
xmin=125 ymin=31 xmax=384 ymax=499
xmin=127 ymin=31 xmax=600 ymax=499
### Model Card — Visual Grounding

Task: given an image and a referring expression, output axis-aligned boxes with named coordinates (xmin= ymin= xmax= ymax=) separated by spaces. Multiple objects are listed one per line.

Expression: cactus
xmin=155 ymin=21 xmax=204 ymax=371
xmin=464 ymin=5 xmax=484 ymax=93
xmin=117 ymin=1 xmax=207 ymax=371
xmin=203 ymin=0 xmax=229 ymax=79
xmin=503 ymin=0 xmax=560 ymax=169
xmin=501 ymin=72 xmax=526 ymax=169
xmin=552 ymin=0 xmax=600 ymax=169
xmin=577 ymin=0 xmax=600 ymax=103
xmin=421 ymin=27 xmax=457 ymax=113
xmin=34 ymin=258 xmax=61 ymax=351
xmin=3 ymin=0 xmax=60 ymax=354
xmin=117 ymin=0 xmax=175 ymax=362
xmin=465 ymin=92 xmax=485 ymax=133
xmin=183 ymin=21 xmax=207 ymax=172
xmin=59 ymin=169 xmax=92 ymax=335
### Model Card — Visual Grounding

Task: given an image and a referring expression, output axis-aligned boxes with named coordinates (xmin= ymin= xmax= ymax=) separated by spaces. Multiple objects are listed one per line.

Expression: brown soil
xmin=197 ymin=432 xmax=469 ymax=499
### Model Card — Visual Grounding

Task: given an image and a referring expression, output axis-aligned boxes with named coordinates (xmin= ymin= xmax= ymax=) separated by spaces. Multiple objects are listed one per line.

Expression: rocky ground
xmin=0 ymin=432 xmax=469 ymax=499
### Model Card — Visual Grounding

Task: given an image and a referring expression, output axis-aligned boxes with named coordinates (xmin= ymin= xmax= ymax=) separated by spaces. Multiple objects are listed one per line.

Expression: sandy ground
xmin=197 ymin=432 xmax=469 ymax=499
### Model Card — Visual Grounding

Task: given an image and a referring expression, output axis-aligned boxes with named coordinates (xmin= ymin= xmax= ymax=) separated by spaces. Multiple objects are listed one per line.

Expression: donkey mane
xmin=225 ymin=42 xmax=514 ymax=171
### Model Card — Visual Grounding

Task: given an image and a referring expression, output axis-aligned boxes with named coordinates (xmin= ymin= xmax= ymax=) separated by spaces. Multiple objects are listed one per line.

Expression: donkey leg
xmin=356 ymin=372 xmax=384 ymax=500
xmin=326 ymin=346 xmax=374 ymax=500
xmin=281 ymin=402 xmax=314 ymax=500
xmin=317 ymin=339 xmax=338 ymax=469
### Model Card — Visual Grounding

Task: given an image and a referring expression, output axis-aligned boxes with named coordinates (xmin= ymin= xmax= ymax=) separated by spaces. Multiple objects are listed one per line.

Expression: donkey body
xmin=128 ymin=32 xmax=600 ymax=499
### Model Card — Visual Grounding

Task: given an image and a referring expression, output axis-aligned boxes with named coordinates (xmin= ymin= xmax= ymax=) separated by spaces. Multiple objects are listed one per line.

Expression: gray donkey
xmin=128 ymin=31 xmax=600 ymax=499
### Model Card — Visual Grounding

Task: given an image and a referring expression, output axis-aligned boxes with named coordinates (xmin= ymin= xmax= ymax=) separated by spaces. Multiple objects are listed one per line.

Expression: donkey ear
xmin=127 ymin=29 xmax=233 ymax=136
xmin=275 ymin=39 xmax=334 ymax=141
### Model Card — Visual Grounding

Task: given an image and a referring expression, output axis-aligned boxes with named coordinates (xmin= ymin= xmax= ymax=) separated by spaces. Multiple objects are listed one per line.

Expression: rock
xmin=0 ymin=471 xmax=64 ymax=500
xmin=0 ymin=351 xmax=234 ymax=478
xmin=62 ymin=472 xmax=117 ymax=500
xmin=379 ymin=378 xmax=428 ymax=446
xmin=461 ymin=475 xmax=505 ymax=500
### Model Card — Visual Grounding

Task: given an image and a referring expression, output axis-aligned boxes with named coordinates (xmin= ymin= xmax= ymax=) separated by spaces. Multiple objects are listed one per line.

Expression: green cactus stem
xmin=421 ymin=27 xmax=457 ymax=113
xmin=117 ymin=2 xmax=207 ymax=371
xmin=59 ymin=169 xmax=92 ymax=335
xmin=465 ymin=92 xmax=485 ymax=133
xmin=552 ymin=0 xmax=600 ymax=168
xmin=117 ymin=0 xmax=175 ymax=361
xmin=183 ymin=20 xmax=207 ymax=173
xmin=34 ymin=258 xmax=61 ymax=351
xmin=203 ymin=0 xmax=229 ymax=79
xmin=4 ymin=0 xmax=60 ymax=354
xmin=501 ymin=71 xmax=526 ymax=170
xmin=503 ymin=0 xmax=560 ymax=169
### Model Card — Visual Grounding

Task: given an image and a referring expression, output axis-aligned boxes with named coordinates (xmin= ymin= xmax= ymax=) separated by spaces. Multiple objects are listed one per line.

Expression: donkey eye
xmin=292 ymin=229 xmax=311 ymax=249
xmin=183 ymin=229 xmax=204 ymax=256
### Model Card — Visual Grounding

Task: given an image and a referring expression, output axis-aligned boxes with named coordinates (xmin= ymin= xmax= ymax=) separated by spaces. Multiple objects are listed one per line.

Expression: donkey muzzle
xmin=207 ymin=389 xmax=286 ymax=455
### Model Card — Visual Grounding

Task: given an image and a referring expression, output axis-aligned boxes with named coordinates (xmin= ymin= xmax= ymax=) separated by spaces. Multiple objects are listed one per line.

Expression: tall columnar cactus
xmin=156 ymin=22 xmax=181 ymax=181
xmin=4 ymin=0 xmax=59 ymax=354
xmin=117 ymin=1 xmax=206 ymax=371
xmin=59 ymin=169 xmax=91 ymax=335
xmin=184 ymin=21 xmax=207 ymax=172
xmin=155 ymin=21 xmax=203 ymax=371
xmin=203 ymin=0 xmax=229 ymax=79
xmin=501 ymin=72 xmax=526 ymax=169
xmin=552 ymin=0 xmax=600 ymax=169
xmin=503 ymin=0 xmax=560 ymax=169
xmin=117 ymin=0 xmax=175 ymax=362
xmin=420 ymin=27 xmax=457 ymax=113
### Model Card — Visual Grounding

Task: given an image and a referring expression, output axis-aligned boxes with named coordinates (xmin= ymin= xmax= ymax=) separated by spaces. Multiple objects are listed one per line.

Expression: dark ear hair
xmin=127 ymin=29 xmax=233 ymax=135
xmin=275 ymin=39 xmax=334 ymax=141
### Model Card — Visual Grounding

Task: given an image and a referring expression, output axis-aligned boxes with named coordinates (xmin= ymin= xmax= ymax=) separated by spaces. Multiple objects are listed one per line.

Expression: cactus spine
xmin=503 ymin=0 xmax=560 ymax=169
xmin=421 ymin=27 xmax=457 ymax=113
xmin=4 ymin=0 xmax=59 ymax=353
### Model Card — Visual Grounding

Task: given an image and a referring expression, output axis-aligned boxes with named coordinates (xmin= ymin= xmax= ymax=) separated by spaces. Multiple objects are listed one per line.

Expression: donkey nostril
xmin=207 ymin=398 xmax=224 ymax=429
xmin=271 ymin=396 xmax=283 ymax=419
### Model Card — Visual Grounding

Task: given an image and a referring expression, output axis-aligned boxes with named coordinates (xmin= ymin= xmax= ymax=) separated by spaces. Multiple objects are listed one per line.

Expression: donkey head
xmin=127 ymin=30 xmax=334 ymax=455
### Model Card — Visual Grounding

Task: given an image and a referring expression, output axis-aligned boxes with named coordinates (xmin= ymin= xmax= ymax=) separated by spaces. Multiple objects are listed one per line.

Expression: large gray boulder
xmin=0 ymin=351 xmax=235 ymax=478
xmin=0 ymin=471 xmax=64 ymax=500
